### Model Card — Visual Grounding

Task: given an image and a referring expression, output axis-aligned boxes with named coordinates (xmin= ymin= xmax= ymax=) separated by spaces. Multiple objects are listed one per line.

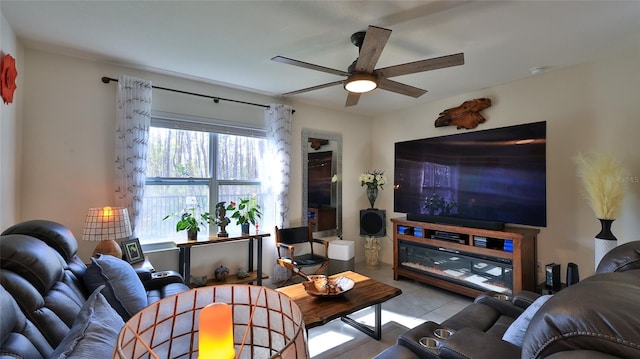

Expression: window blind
xmin=151 ymin=111 xmax=267 ymax=138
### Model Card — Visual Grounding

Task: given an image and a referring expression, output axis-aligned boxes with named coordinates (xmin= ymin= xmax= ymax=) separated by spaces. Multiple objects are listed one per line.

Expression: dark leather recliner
xmin=0 ymin=220 xmax=189 ymax=357
xmin=375 ymin=240 xmax=640 ymax=359
xmin=1 ymin=284 xmax=55 ymax=358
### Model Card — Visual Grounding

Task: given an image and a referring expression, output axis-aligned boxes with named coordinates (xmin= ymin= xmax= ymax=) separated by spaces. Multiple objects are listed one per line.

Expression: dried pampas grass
xmin=575 ymin=152 xmax=625 ymax=219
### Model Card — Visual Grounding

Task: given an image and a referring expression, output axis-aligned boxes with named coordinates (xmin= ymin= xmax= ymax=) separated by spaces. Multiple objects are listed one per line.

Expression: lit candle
xmin=199 ymin=303 xmax=235 ymax=359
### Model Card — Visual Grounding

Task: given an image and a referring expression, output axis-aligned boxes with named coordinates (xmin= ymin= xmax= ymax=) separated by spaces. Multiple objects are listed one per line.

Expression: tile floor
xmin=268 ymin=262 xmax=472 ymax=359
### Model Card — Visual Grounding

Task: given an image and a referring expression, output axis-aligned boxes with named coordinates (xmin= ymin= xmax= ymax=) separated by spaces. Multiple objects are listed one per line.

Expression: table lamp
xmin=82 ymin=206 xmax=132 ymax=258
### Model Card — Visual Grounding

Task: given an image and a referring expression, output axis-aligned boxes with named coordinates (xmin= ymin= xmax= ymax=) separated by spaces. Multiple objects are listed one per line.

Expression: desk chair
xmin=275 ymin=224 xmax=329 ymax=286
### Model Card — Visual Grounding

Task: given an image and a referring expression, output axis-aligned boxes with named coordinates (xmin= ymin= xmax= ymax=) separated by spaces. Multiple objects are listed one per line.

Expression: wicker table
xmin=276 ymin=271 xmax=402 ymax=340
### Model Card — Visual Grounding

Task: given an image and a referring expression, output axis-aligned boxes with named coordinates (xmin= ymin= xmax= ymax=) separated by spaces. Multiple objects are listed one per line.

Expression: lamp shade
xmin=83 ymin=206 xmax=132 ymax=257
xmin=113 ymin=285 xmax=309 ymax=359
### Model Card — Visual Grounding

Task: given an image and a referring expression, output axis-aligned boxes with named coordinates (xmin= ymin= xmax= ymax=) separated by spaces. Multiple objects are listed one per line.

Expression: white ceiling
xmin=2 ymin=0 xmax=639 ymax=116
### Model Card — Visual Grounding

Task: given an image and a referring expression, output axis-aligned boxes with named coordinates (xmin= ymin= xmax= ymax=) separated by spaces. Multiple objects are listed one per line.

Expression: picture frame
xmin=122 ymin=238 xmax=144 ymax=264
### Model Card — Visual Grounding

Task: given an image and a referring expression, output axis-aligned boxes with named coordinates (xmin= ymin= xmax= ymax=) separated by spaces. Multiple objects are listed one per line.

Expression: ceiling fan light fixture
xmin=344 ymin=73 xmax=377 ymax=93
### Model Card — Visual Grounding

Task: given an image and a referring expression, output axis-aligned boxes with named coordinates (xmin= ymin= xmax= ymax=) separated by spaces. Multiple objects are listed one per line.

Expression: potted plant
xmin=226 ymin=197 xmax=262 ymax=234
xmin=575 ymin=152 xmax=625 ymax=266
xmin=163 ymin=206 xmax=213 ymax=241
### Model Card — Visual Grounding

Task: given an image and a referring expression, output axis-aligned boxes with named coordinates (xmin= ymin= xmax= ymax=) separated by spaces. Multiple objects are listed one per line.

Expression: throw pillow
xmin=83 ymin=254 xmax=147 ymax=321
xmin=502 ymin=294 xmax=552 ymax=346
xmin=50 ymin=285 xmax=125 ymax=359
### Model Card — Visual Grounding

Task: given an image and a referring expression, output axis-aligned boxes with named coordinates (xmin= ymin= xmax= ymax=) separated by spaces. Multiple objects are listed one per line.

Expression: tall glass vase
xmin=366 ymin=187 xmax=378 ymax=209
xmin=594 ymin=218 xmax=617 ymax=269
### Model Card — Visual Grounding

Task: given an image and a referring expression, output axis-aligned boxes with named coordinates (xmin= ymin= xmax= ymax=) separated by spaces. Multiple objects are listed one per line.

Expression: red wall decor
xmin=1 ymin=54 xmax=18 ymax=104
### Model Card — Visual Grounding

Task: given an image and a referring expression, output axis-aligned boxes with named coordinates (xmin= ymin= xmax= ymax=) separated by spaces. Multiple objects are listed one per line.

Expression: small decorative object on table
xmin=575 ymin=152 xmax=625 ymax=268
xmin=359 ymin=170 xmax=386 ymax=209
xmin=214 ymin=265 xmax=230 ymax=281
xmin=214 ymin=201 xmax=231 ymax=237
xmin=226 ymin=197 xmax=262 ymax=235
xmin=121 ymin=238 xmax=144 ymax=264
xmin=190 ymin=275 xmax=208 ymax=287
xmin=303 ymin=275 xmax=355 ymax=297
xmin=237 ymin=268 xmax=249 ymax=279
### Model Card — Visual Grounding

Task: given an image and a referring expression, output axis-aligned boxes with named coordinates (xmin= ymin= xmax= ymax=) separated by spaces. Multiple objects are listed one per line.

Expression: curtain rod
xmin=101 ymin=76 xmax=277 ymax=111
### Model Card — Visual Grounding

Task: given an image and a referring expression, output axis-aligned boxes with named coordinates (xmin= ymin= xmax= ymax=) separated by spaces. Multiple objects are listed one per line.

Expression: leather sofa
xmin=375 ymin=240 xmax=640 ymax=359
xmin=0 ymin=220 xmax=190 ymax=358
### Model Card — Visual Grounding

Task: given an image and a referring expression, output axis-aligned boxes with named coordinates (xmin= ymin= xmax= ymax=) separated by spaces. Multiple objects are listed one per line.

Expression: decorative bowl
xmin=303 ymin=275 xmax=355 ymax=296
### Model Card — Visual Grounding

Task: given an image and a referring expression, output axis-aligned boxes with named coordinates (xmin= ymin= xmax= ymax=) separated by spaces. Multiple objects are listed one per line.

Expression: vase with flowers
xmin=575 ymin=152 xmax=625 ymax=268
xmin=359 ymin=170 xmax=386 ymax=209
xmin=226 ymin=197 xmax=262 ymax=235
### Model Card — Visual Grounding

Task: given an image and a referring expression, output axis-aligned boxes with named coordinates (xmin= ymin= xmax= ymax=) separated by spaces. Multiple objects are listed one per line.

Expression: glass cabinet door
xmin=398 ymin=240 xmax=513 ymax=294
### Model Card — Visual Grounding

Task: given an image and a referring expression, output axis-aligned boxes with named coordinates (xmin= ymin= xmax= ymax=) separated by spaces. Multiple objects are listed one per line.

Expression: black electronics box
xmin=545 ymin=263 xmax=561 ymax=290
xmin=566 ymin=262 xmax=579 ymax=286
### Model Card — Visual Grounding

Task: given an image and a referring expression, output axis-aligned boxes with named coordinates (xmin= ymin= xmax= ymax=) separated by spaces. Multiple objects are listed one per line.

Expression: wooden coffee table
xmin=276 ymin=271 xmax=402 ymax=340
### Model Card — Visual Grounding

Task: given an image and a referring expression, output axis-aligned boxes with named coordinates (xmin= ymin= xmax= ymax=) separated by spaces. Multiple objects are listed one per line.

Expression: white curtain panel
xmin=265 ymin=104 xmax=293 ymax=229
xmin=115 ymin=75 xmax=152 ymax=236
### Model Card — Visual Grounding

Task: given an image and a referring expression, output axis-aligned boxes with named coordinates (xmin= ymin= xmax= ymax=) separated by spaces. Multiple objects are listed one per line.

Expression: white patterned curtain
xmin=265 ymin=104 xmax=293 ymax=228
xmin=114 ymin=75 xmax=152 ymax=236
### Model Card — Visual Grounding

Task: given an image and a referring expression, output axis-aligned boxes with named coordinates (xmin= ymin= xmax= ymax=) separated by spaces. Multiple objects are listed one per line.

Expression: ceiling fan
xmin=272 ymin=25 xmax=464 ymax=107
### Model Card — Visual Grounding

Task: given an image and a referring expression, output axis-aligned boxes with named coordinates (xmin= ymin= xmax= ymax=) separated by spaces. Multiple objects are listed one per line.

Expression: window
xmin=137 ymin=115 xmax=269 ymax=243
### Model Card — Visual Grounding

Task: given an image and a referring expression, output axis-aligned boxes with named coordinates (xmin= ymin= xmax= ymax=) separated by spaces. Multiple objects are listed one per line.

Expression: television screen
xmin=394 ymin=121 xmax=546 ymax=227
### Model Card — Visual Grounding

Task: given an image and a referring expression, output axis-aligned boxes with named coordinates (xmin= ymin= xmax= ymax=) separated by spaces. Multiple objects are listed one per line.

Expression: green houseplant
xmin=163 ymin=207 xmax=213 ymax=241
xmin=226 ymin=197 xmax=262 ymax=234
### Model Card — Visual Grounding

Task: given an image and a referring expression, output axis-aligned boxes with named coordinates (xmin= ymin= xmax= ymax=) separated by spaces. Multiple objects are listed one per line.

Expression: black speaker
xmin=360 ymin=209 xmax=386 ymax=237
xmin=545 ymin=263 xmax=561 ymax=290
xmin=566 ymin=262 xmax=579 ymax=286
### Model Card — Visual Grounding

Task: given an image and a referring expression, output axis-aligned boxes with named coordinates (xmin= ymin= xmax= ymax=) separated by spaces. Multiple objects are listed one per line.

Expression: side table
xmin=131 ymin=257 xmax=155 ymax=272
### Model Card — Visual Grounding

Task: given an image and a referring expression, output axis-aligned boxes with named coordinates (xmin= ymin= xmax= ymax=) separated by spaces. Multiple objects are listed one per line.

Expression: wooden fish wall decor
xmin=435 ymin=98 xmax=492 ymax=130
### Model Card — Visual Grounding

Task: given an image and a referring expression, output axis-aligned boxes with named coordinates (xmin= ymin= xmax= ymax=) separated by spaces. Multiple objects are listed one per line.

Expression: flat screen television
xmin=394 ymin=121 xmax=546 ymax=228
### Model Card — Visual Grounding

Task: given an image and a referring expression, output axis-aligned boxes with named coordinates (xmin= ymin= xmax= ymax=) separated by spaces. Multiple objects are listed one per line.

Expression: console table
xmin=392 ymin=218 xmax=538 ymax=297
xmin=174 ymin=232 xmax=270 ymax=286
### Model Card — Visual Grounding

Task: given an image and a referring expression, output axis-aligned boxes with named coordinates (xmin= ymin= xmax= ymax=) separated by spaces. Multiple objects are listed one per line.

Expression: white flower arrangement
xmin=359 ymin=170 xmax=387 ymax=190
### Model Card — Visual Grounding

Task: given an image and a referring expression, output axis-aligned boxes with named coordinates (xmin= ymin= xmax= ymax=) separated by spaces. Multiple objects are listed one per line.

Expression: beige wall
xmin=371 ymin=49 xmax=640 ymax=277
xmin=0 ymin=11 xmax=23 ymax=229
xmin=17 ymin=47 xmax=370 ymax=277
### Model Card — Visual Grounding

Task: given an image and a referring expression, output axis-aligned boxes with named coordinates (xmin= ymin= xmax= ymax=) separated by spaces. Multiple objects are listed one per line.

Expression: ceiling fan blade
xmin=374 ymin=52 xmax=464 ymax=78
xmin=272 ymin=56 xmax=349 ymax=77
xmin=377 ymin=78 xmax=427 ymax=98
xmin=282 ymin=80 xmax=344 ymax=96
xmin=354 ymin=26 xmax=392 ymax=73
xmin=345 ymin=93 xmax=361 ymax=107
